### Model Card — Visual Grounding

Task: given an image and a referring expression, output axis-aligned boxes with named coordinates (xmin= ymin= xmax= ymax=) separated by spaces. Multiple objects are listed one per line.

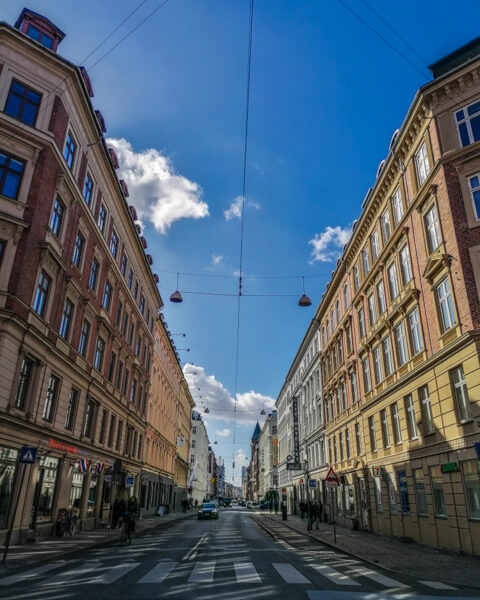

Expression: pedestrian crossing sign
xmin=19 ymin=446 xmax=37 ymax=463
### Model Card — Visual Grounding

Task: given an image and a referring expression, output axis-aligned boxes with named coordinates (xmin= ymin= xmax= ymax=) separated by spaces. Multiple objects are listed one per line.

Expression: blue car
xmin=198 ymin=502 xmax=219 ymax=520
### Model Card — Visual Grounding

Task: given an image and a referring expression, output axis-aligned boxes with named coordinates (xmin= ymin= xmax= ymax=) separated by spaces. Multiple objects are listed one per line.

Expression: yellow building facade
xmin=317 ymin=39 xmax=480 ymax=555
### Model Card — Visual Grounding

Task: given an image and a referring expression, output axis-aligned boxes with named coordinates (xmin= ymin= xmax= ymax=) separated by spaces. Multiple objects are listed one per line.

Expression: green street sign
xmin=441 ymin=462 xmax=458 ymax=473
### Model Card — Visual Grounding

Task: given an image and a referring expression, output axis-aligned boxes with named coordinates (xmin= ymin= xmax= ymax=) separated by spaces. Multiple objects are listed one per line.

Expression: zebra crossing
xmin=0 ymin=555 xmax=459 ymax=591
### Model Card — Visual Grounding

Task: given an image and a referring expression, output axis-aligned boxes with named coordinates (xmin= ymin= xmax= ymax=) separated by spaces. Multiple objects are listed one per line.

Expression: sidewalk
xmin=0 ymin=510 xmax=195 ymax=573
xmin=254 ymin=511 xmax=480 ymax=590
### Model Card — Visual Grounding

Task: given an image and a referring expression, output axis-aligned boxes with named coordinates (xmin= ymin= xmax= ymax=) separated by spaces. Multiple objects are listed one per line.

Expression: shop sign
xmin=371 ymin=466 xmax=383 ymax=477
xmin=104 ymin=473 xmax=113 ymax=483
xmin=441 ymin=462 xmax=459 ymax=473
xmin=176 ymin=437 xmax=186 ymax=446
xmin=286 ymin=462 xmax=302 ymax=470
xmin=48 ymin=438 xmax=78 ymax=454
xmin=292 ymin=396 xmax=300 ymax=464
xmin=126 ymin=475 xmax=135 ymax=486
xmin=272 ymin=436 xmax=278 ymax=467
xmin=398 ymin=470 xmax=410 ymax=515
xmin=19 ymin=446 xmax=37 ymax=463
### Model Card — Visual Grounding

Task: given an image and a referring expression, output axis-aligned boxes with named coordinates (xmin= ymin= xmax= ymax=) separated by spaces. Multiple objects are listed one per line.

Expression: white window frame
xmin=399 ymin=244 xmax=412 ymax=285
xmin=415 ymin=141 xmax=430 ymax=186
xmin=388 ymin=262 xmax=399 ymax=300
xmin=391 ymin=402 xmax=402 ymax=444
xmin=373 ymin=346 xmax=383 ymax=384
xmin=405 ymin=394 xmax=418 ymax=440
xmin=391 ymin=187 xmax=404 ymax=225
xmin=436 ymin=277 xmax=456 ymax=331
xmin=468 ymin=173 xmax=480 ymax=220
xmin=369 ymin=416 xmax=377 ymax=451
xmin=370 ymin=229 xmax=380 ymax=262
xmin=381 ymin=209 xmax=391 ymax=244
xmin=395 ymin=321 xmax=409 ymax=366
xmin=381 ymin=408 xmax=390 ymax=448
xmin=451 ymin=365 xmax=472 ymax=422
xmin=377 ymin=279 xmax=386 ymax=314
xmin=425 ymin=205 xmax=442 ymax=252
xmin=382 ymin=335 xmax=394 ymax=377
xmin=408 ymin=308 xmax=423 ymax=355
xmin=368 ymin=293 xmax=377 ymax=326
xmin=419 ymin=385 xmax=435 ymax=434
xmin=455 ymin=100 xmax=480 ymax=147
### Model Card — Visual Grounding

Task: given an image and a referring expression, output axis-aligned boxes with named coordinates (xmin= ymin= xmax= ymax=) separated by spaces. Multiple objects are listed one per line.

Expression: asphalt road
xmin=0 ymin=507 xmax=479 ymax=600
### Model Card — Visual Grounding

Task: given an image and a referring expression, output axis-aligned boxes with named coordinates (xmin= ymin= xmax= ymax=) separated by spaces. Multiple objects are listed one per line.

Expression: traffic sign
xmin=19 ymin=446 xmax=37 ymax=464
xmin=309 ymin=479 xmax=316 ymax=488
xmin=325 ymin=466 xmax=339 ymax=487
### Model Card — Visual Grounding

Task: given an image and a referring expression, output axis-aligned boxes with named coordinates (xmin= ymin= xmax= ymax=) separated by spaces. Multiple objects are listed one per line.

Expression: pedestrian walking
xmin=299 ymin=500 xmax=306 ymax=520
xmin=118 ymin=499 xmax=126 ymax=528
xmin=306 ymin=500 xmax=314 ymax=531
xmin=122 ymin=496 xmax=138 ymax=545
xmin=194 ymin=499 xmax=198 ymax=508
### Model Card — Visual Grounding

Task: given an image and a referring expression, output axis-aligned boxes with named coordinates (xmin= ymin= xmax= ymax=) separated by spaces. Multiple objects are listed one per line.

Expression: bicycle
xmin=120 ymin=514 xmax=135 ymax=545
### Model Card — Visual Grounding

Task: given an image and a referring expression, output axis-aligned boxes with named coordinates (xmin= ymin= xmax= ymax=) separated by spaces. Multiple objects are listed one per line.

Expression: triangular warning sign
xmin=325 ymin=466 xmax=339 ymax=483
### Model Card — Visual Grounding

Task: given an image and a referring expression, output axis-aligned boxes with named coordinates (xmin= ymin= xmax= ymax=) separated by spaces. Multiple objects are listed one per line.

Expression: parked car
xmin=198 ymin=502 xmax=219 ymax=520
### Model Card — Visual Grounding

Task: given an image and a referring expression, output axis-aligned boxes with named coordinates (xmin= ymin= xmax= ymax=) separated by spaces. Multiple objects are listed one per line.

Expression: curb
xmin=252 ymin=514 xmax=480 ymax=591
xmin=0 ymin=513 xmax=196 ymax=575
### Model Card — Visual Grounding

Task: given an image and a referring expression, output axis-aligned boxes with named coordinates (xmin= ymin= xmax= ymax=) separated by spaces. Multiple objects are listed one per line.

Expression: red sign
xmin=325 ymin=466 xmax=339 ymax=484
xmin=299 ymin=479 xmax=303 ymax=485
xmin=49 ymin=438 xmax=78 ymax=454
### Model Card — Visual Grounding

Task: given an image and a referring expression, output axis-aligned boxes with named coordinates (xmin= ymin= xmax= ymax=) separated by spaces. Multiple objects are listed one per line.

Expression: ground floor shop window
xmin=0 ymin=447 xmax=19 ymax=529
xmin=374 ymin=477 xmax=383 ymax=513
xmin=414 ymin=468 xmax=428 ymax=515
xmin=31 ymin=456 xmax=59 ymax=526
xmin=463 ymin=460 xmax=480 ymax=520
xmin=70 ymin=465 xmax=85 ymax=508
xmin=431 ymin=466 xmax=446 ymax=517
xmin=388 ymin=473 xmax=397 ymax=514
xmin=87 ymin=472 xmax=98 ymax=516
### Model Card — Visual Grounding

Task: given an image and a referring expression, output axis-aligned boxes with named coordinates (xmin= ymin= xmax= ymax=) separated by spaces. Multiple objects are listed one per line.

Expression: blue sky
xmin=6 ymin=1 xmax=480 ymax=485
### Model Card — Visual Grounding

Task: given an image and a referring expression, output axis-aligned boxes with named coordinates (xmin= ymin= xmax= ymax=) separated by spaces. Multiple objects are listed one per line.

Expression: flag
xmin=78 ymin=458 xmax=88 ymax=473
xmin=96 ymin=462 xmax=104 ymax=474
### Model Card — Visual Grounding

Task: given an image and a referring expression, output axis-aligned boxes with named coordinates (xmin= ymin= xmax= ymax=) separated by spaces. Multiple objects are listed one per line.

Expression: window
xmin=140 ymin=295 xmax=145 ymax=315
xmin=399 ymin=244 xmax=412 ymax=285
xmin=430 ymin=466 xmax=446 ymax=517
xmin=425 ymin=205 xmax=442 ymax=252
xmin=369 ymin=416 xmax=377 ymax=451
xmin=99 ymin=409 xmax=108 ymax=444
xmin=116 ymin=420 xmax=123 ymax=451
xmin=373 ymin=346 xmax=383 ymax=384
xmin=83 ymin=399 xmax=96 ymax=438
xmin=59 ymin=298 xmax=73 ymax=339
xmin=388 ymin=472 xmax=397 ymax=514
xmin=108 ymin=415 xmax=116 ymax=447
xmin=336 ymin=299 xmax=341 ymax=324
xmin=135 ymin=334 xmax=141 ymax=357
xmin=463 ymin=460 xmax=480 ymax=520
xmin=129 ymin=323 xmax=135 ymax=346
xmin=333 ymin=436 xmax=337 ymax=463
xmin=33 ymin=270 xmax=51 ymax=317
xmin=350 ymin=370 xmax=358 ymax=403
xmin=63 ymin=131 xmax=76 ymax=169
xmin=115 ymin=361 xmax=123 ymax=389
xmin=368 ymin=294 xmax=377 ymax=327
xmin=43 ymin=374 xmax=60 ymax=422
xmin=14 ymin=357 xmax=34 ymax=410
xmin=115 ymin=300 xmax=123 ymax=327
xmin=391 ymin=188 xmax=404 ymax=225
xmin=382 ymin=336 xmax=394 ymax=377
xmin=374 ymin=477 xmax=383 ymax=512
xmin=362 ymin=245 xmax=370 ymax=275
xmin=414 ymin=469 xmax=428 ymax=515
xmin=0 ymin=240 xmax=5 ymax=267
xmin=404 ymin=394 xmax=418 ymax=439
xmin=451 ymin=365 xmax=471 ymax=422
xmin=353 ymin=264 xmax=360 ymax=291
xmin=355 ymin=422 xmax=362 ymax=455
xmin=94 ymin=336 xmax=105 ymax=371
xmin=358 ymin=307 xmax=366 ymax=338
xmin=344 ymin=284 xmax=349 ymax=309
xmin=121 ymin=252 xmax=127 ymax=276
xmin=455 ymin=100 xmax=480 ymax=147
xmin=468 ymin=174 xmax=480 ymax=219
xmin=381 ymin=409 xmax=390 ymax=448
xmin=436 ymin=278 xmax=456 ymax=331
xmin=122 ymin=313 xmax=129 ymax=338
xmin=122 ymin=368 xmax=130 ymax=395
xmin=0 ymin=151 xmax=25 ymax=199
xmin=345 ymin=428 xmax=351 ymax=459
xmin=128 ymin=268 xmax=133 ymax=290
xmin=395 ymin=322 xmax=408 ymax=366
xmin=362 ymin=356 xmax=371 ymax=393
xmin=110 ymin=230 xmax=119 ymax=258
xmin=341 ymin=379 xmax=347 ymax=410
xmin=5 ymin=80 xmax=41 ymax=126
xmin=102 ymin=280 xmax=112 ymax=311
xmin=26 ymin=25 xmax=53 ymax=48
xmin=339 ymin=432 xmax=344 ymax=461
xmin=370 ymin=229 xmax=380 ymax=262
xmin=419 ymin=385 xmax=434 ymax=434
xmin=65 ymin=388 xmax=78 ymax=431
xmin=377 ymin=280 xmax=386 ymax=314
xmin=50 ymin=197 xmax=65 ymax=237
xmin=407 ymin=308 xmax=423 ymax=355
xmin=83 ymin=173 xmax=94 ymax=206
xmin=391 ymin=403 xmax=402 ymax=444
xmin=88 ymin=258 xmax=99 ymax=291
xmin=388 ymin=262 xmax=399 ymax=300
xmin=134 ymin=279 xmax=139 ymax=300
xmin=346 ymin=323 xmax=353 ymax=354
xmin=72 ymin=232 xmax=85 ymax=268
xmin=78 ymin=319 xmax=90 ymax=357
xmin=108 ymin=352 xmax=117 ymax=382
xmin=97 ymin=203 xmax=107 ymax=234
xmin=381 ymin=209 xmax=391 ymax=244
xmin=415 ymin=142 xmax=430 ymax=186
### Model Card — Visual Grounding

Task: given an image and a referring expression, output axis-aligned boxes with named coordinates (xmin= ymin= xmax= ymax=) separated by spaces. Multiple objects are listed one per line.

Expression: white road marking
xmin=0 ymin=561 xmax=66 ymax=586
xmin=85 ymin=562 xmax=139 ymax=584
xmin=348 ymin=565 xmax=408 ymax=588
xmin=188 ymin=561 xmax=216 ymax=583
xmin=419 ymin=580 xmax=457 ymax=590
xmin=310 ymin=563 xmax=360 ymax=586
xmin=39 ymin=560 xmax=102 ymax=587
xmin=272 ymin=562 xmax=311 ymax=584
xmin=183 ymin=533 xmax=208 ymax=561
xmin=234 ymin=562 xmax=261 ymax=583
xmin=138 ymin=560 xmax=176 ymax=584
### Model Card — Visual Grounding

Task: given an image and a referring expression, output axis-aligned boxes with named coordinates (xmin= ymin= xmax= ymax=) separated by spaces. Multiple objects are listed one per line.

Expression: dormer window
xmin=27 ymin=25 xmax=53 ymax=48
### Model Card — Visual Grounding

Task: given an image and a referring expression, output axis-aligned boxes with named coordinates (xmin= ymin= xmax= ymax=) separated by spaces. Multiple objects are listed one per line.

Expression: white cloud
xmin=309 ymin=225 xmax=351 ymax=263
xmin=216 ymin=428 xmax=231 ymax=437
xmin=107 ymin=137 xmax=209 ymax=233
xmin=224 ymin=196 xmax=260 ymax=221
xmin=211 ymin=254 xmax=223 ymax=265
xmin=183 ymin=363 xmax=275 ymax=426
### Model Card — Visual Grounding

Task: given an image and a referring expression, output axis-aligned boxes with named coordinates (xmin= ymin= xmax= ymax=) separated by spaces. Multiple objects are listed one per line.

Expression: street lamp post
xmin=304 ymin=458 xmax=309 ymax=503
